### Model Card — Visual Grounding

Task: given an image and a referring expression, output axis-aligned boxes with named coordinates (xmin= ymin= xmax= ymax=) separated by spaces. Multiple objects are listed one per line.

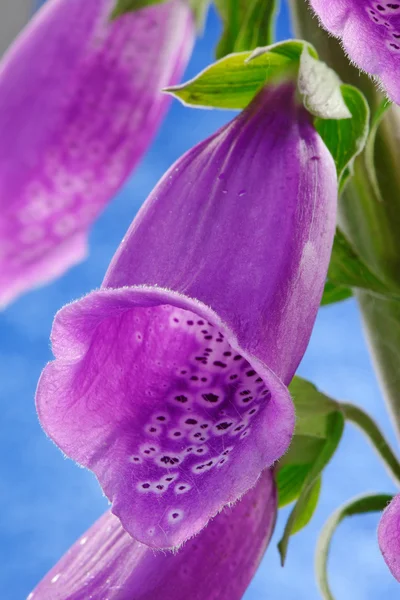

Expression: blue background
xmin=0 ymin=2 xmax=399 ymax=598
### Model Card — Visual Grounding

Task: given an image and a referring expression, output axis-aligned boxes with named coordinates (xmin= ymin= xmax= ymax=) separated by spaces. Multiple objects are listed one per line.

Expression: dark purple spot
xmin=216 ymin=421 xmax=232 ymax=431
xmin=246 ymin=370 xmax=256 ymax=377
xmin=179 ymin=485 xmax=186 ymax=490
xmin=149 ymin=427 xmax=157 ymax=433
xmin=142 ymin=483 xmax=150 ymax=489
xmin=156 ymin=485 xmax=164 ymax=490
xmin=249 ymin=409 xmax=257 ymax=415
xmin=255 ymin=377 xmax=262 ymax=383
xmin=230 ymin=374 xmax=238 ymax=380
xmin=172 ymin=512 xmax=180 ymax=519
xmin=186 ymin=418 xmax=198 ymax=425
xmin=240 ymin=390 xmax=251 ymax=396
xmin=160 ymin=455 xmax=171 ymax=464
xmin=200 ymin=424 xmax=209 ymax=429
xmin=175 ymin=395 xmax=188 ymax=403
xmin=173 ymin=431 xmax=182 ymax=437
xmin=233 ymin=355 xmax=242 ymax=361
xmin=262 ymin=389 xmax=270 ymax=396
xmin=214 ymin=361 xmax=227 ymax=368
xmin=202 ymin=393 xmax=219 ymax=403
xmin=156 ymin=416 xmax=166 ymax=421
xmin=194 ymin=432 xmax=201 ymax=438
xmin=191 ymin=376 xmax=199 ymax=381
xmin=243 ymin=396 xmax=253 ymax=403
xmin=173 ymin=318 xmax=179 ymax=323
xmin=187 ymin=320 xmax=194 ymax=325
xmin=201 ymin=377 xmax=207 ymax=382
xmin=205 ymin=335 xmax=213 ymax=340
xmin=197 ymin=320 xmax=204 ymax=325
xmin=223 ymin=351 xmax=232 ymax=357
xmin=165 ymin=477 xmax=173 ymax=482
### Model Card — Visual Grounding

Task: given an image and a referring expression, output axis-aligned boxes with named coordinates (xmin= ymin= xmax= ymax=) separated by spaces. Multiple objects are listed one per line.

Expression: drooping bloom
xmin=309 ymin=0 xmax=400 ymax=104
xmin=36 ymin=82 xmax=337 ymax=549
xmin=29 ymin=469 xmax=276 ymax=600
xmin=378 ymin=494 xmax=400 ymax=581
xmin=0 ymin=0 xmax=194 ymax=307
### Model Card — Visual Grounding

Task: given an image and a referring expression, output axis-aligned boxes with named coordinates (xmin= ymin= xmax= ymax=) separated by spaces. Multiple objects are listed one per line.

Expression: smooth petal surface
xmin=37 ymin=83 xmax=336 ymax=548
xmin=310 ymin=0 xmax=400 ymax=104
xmin=30 ymin=470 xmax=276 ymax=600
xmin=104 ymin=83 xmax=337 ymax=385
xmin=0 ymin=0 xmax=194 ymax=307
xmin=378 ymin=494 xmax=400 ymax=581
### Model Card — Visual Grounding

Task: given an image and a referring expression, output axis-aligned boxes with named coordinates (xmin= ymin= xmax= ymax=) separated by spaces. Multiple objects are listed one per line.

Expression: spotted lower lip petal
xmin=36 ymin=82 xmax=337 ymax=549
xmin=378 ymin=494 xmax=400 ymax=581
xmin=29 ymin=470 xmax=277 ymax=600
xmin=310 ymin=0 xmax=400 ymax=104
xmin=0 ymin=0 xmax=194 ymax=307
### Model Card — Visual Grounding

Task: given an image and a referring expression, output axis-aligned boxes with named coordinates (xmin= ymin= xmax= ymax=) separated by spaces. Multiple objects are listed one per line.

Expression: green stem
xmin=289 ymin=0 xmax=400 ymax=440
xmin=341 ymin=402 xmax=400 ymax=486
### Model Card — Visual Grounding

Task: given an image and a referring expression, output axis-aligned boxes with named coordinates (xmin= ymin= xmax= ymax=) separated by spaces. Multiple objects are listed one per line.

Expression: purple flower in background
xmin=29 ymin=470 xmax=276 ymax=600
xmin=309 ymin=0 xmax=400 ymax=103
xmin=36 ymin=82 xmax=337 ymax=549
xmin=0 ymin=0 xmax=194 ymax=307
xmin=378 ymin=494 xmax=400 ymax=581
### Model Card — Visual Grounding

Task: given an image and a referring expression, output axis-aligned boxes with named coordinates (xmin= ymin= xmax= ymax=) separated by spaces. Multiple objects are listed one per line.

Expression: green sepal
xmin=315 ymin=85 xmax=369 ymax=185
xmin=165 ymin=40 xmax=317 ymax=110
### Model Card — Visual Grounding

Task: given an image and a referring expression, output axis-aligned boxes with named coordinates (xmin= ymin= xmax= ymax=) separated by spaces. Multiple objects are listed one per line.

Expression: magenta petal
xmin=30 ymin=470 xmax=276 ymax=600
xmin=310 ymin=0 xmax=400 ymax=104
xmin=37 ymin=286 xmax=293 ymax=548
xmin=378 ymin=494 xmax=400 ymax=581
xmin=37 ymin=83 xmax=337 ymax=548
xmin=0 ymin=0 xmax=194 ymax=306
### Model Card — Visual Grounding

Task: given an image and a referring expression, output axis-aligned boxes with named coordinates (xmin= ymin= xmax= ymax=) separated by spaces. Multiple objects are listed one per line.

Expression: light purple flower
xmin=378 ymin=494 xmax=400 ymax=581
xmin=309 ymin=0 xmax=400 ymax=103
xmin=0 ymin=0 xmax=194 ymax=307
xmin=29 ymin=469 xmax=276 ymax=600
xmin=36 ymin=82 xmax=337 ymax=549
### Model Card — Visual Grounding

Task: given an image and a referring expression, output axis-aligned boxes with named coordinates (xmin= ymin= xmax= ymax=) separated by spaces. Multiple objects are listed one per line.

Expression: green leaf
xmin=276 ymin=377 xmax=342 ymax=509
xmin=289 ymin=376 xmax=339 ymax=438
xmin=321 ymin=281 xmax=353 ymax=306
xmin=364 ymin=98 xmax=392 ymax=202
xmin=292 ymin=476 xmax=322 ymax=534
xmin=328 ymin=229 xmax=394 ymax=296
xmin=277 ymin=464 xmax=313 ymax=507
xmin=315 ymin=85 xmax=369 ymax=182
xmin=316 ymin=494 xmax=393 ymax=600
xmin=278 ymin=410 xmax=344 ymax=565
xmin=111 ymin=0 xmax=166 ymax=19
xmin=214 ymin=0 xmax=278 ymax=59
xmin=166 ymin=40 xmax=315 ymax=110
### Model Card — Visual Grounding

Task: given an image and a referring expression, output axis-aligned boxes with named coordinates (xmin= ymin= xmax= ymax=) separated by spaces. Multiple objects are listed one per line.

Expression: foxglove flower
xmin=378 ymin=494 xmax=400 ymax=581
xmin=29 ymin=470 xmax=276 ymax=600
xmin=0 ymin=0 xmax=194 ymax=307
xmin=310 ymin=0 xmax=400 ymax=104
xmin=37 ymin=82 xmax=337 ymax=549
